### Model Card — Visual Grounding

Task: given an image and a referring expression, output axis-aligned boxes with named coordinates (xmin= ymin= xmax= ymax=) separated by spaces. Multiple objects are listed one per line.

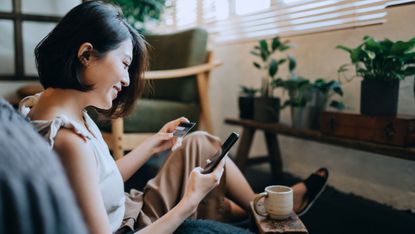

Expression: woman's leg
xmin=138 ymin=131 xmax=228 ymax=227
xmin=224 ymin=158 xmax=256 ymax=211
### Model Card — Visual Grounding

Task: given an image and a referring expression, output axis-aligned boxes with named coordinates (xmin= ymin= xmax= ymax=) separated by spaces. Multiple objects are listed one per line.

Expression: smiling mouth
xmin=113 ymin=86 xmax=121 ymax=92
xmin=112 ymin=86 xmax=121 ymax=99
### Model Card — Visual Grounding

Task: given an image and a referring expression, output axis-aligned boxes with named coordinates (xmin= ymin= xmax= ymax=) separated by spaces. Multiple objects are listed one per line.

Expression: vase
xmin=254 ymin=97 xmax=280 ymax=123
xmin=238 ymin=96 xmax=254 ymax=119
xmin=360 ymin=79 xmax=399 ymax=116
xmin=291 ymin=90 xmax=327 ymax=130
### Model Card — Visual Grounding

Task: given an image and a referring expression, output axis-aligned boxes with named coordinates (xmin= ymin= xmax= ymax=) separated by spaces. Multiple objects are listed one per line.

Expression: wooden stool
xmin=250 ymin=201 xmax=308 ymax=234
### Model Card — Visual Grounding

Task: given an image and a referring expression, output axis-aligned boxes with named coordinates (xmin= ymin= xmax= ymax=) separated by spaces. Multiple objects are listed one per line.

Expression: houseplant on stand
xmin=250 ymin=37 xmax=294 ymax=122
xmin=273 ymin=76 xmax=344 ymax=129
xmin=337 ymin=36 xmax=415 ymax=116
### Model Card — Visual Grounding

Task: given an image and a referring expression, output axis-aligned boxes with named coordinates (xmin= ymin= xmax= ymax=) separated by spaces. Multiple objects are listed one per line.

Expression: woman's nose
xmin=121 ymin=75 xmax=130 ymax=87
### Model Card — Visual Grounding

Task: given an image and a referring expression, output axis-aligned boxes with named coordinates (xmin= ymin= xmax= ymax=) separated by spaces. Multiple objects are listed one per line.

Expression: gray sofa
xmin=0 ymin=99 xmax=88 ymax=234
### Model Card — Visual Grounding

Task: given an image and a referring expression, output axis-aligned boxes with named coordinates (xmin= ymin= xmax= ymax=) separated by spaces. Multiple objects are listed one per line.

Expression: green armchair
xmin=101 ymin=28 xmax=221 ymax=159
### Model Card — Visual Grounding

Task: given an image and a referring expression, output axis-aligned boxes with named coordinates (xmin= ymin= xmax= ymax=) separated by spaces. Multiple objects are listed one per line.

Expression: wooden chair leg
xmin=197 ymin=71 xmax=213 ymax=133
xmin=111 ymin=118 xmax=124 ymax=160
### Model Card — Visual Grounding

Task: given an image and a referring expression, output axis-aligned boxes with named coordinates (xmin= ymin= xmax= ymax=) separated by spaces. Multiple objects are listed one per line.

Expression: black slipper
xmin=297 ymin=167 xmax=329 ymax=217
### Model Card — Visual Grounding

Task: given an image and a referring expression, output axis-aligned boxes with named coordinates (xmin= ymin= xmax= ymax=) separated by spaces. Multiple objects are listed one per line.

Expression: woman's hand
xmin=181 ymin=158 xmax=226 ymax=213
xmin=143 ymin=117 xmax=189 ymax=155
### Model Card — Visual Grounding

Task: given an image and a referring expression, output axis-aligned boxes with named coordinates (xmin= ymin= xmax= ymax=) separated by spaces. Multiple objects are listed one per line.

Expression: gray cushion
xmin=0 ymin=99 xmax=87 ymax=234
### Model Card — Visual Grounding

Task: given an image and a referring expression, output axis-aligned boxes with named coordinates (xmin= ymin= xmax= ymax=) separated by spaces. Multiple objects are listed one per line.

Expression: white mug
xmin=253 ymin=185 xmax=293 ymax=220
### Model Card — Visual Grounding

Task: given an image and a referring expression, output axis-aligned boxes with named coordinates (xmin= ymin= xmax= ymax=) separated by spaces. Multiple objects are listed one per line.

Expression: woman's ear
xmin=77 ymin=42 xmax=93 ymax=65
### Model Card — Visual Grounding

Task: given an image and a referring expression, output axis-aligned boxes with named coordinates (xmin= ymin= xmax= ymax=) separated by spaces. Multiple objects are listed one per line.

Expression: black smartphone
xmin=173 ymin=122 xmax=196 ymax=137
xmin=202 ymin=132 xmax=240 ymax=174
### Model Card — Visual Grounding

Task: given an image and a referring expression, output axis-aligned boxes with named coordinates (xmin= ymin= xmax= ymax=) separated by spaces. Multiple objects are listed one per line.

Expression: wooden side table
xmin=225 ymin=118 xmax=415 ymax=180
xmin=250 ymin=201 xmax=308 ymax=234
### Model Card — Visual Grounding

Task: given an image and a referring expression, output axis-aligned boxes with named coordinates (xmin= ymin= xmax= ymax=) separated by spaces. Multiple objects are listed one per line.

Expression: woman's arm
xmin=116 ymin=117 xmax=188 ymax=181
xmin=137 ymin=159 xmax=226 ymax=234
xmin=54 ymin=129 xmax=112 ymax=234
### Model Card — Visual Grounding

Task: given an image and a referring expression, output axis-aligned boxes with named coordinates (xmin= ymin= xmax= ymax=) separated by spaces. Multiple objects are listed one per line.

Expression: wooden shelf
xmin=225 ymin=118 xmax=415 ymax=162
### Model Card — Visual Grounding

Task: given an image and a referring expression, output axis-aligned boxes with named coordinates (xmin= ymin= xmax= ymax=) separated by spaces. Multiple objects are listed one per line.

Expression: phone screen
xmin=173 ymin=122 xmax=196 ymax=137
xmin=202 ymin=132 xmax=239 ymax=174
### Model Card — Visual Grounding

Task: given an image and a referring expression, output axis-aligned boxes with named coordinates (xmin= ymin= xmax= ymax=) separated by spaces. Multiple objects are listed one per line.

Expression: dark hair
xmin=35 ymin=1 xmax=148 ymax=118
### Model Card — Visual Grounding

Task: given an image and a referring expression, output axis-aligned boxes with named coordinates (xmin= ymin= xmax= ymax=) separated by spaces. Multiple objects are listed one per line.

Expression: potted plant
xmin=273 ymin=76 xmax=344 ymax=129
xmin=337 ymin=36 xmax=415 ymax=116
xmin=250 ymin=37 xmax=295 ymax=122
xmin=106 ymin=0 xmax=167 ymax=33
xmin=238 ymin=85 xmax=258 ymax=119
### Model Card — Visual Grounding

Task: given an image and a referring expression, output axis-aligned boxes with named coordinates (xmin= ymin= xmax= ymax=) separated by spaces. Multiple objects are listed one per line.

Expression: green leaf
xmin=271 ymin=78 xmax=284 ymax=88
xmin=329 ymin=100 xmax=345 ymax=110
xmin=272 ymin=37 xmax=281 ymax=51
xmin=259 ymin=40 xmax=269 ymax=61
xmin=278 ymin=58 xmax=287 ymax=65
xmin=281 ymin=100 xmax=292 ymax=109
xmin=240 ymin=85 xmax=258 ymax=97
xmin=391 ymin=40 xmax=415 ymax=55
xmin=404 ymin=66 xmax=415 ymax=76
xmin=336 ymin=45 xmax=352 ymax=54
xmin=351 ymin=48 xmax=363 ymax=63
xmin=288 ymin=55 xmax=296 ymax=72
xmin=279 ymin=45 xmax=291 ymax=52
xmin=269 ymin=59 xmax=278 ymax=77
xmin=362 ymin=46 xmax=376 ymax=60
xmin=250 ymin=51 xmax=261 ymax=57
xmin=253 ymin=62 xmax=261 ymax=69
xmin=380 ymin=38 xmax=394 ymax=52
xmin=330 ymin=82 xmax=343 ymax=96
xmin=364 ymin=37 xmax=382 ymax=54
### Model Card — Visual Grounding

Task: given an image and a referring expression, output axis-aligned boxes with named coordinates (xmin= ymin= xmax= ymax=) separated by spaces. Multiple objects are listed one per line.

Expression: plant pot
xmin=238 ymin=96 xmax=254 ymax=119
xmin=254 ymin=97 xmax=280 ymax=123
xmin=360 ymin=79 xmax=399 ymax=116
xmin=291 ymin=90 xmax=327 ymax=130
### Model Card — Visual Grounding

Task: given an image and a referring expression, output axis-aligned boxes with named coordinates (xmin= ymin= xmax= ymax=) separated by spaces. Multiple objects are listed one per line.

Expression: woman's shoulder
xmin=54 ymin=128 xmax=93 ymax=159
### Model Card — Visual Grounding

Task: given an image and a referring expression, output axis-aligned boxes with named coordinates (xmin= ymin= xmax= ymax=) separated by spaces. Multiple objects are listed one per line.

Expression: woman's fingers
xmin=157 ymin=132 xmax=174 ymax=140
xmin=161 ymin=117 xmax=189 ymax=133
xmin=211 ymin=158 xmax=225 ymax=184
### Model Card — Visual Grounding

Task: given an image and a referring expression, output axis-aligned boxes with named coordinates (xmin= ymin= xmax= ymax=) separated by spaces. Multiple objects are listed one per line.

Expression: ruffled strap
xmin=33 ymin=115 xmax=92 ymax=148
xmin=19 ymin=93 xmax=92 ymax=148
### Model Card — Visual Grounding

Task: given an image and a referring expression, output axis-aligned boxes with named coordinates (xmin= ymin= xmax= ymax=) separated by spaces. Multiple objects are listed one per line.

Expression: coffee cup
xmin=253 ymin=185 xmax=293 ymax=220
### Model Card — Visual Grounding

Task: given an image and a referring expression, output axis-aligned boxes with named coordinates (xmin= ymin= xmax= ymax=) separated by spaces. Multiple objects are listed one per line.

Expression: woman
xmin=20 ymin=2 xmax=327 ymax=233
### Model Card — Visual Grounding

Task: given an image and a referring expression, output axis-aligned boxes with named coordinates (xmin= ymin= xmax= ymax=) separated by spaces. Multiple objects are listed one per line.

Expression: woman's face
xmin=83 ymin=39 xmax=133 ymax=109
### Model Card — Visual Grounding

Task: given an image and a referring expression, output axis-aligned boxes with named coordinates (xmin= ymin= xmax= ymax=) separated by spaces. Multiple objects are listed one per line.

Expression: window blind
xmin=157 ymin=0 xmax=413 ymax=44
xmin=211 ymin=0 xmax=388 ymax=43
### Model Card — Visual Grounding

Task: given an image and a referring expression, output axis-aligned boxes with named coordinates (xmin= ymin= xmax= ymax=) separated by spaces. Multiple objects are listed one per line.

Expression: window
xmin=0 ymin=0 xmax=81 ymax=80
xmin=235 ymin=0 xmax=271 ymax=15
xmin=159 ymin=0 xmax=414 ymax=44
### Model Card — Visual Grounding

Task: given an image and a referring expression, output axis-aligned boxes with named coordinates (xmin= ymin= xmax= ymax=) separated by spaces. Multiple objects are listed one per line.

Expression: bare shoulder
xmin=53 ymin=128 xmax=95 ymax=164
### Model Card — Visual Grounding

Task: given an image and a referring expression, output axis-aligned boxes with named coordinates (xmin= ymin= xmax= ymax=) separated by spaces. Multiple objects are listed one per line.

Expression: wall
xmin=209 ymin=4 xmax=415 ymax=211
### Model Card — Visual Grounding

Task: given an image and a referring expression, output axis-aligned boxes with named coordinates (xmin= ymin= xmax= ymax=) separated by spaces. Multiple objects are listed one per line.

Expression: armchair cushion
xmin=143 ymin=28 xmax=208 ymax=103
xmin=124 ymin=99 xmax=199 ymax=133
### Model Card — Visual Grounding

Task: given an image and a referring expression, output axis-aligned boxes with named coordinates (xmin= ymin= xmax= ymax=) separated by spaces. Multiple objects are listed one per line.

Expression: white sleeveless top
xmin=19 ymin=93 xmax=125 ymax=232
